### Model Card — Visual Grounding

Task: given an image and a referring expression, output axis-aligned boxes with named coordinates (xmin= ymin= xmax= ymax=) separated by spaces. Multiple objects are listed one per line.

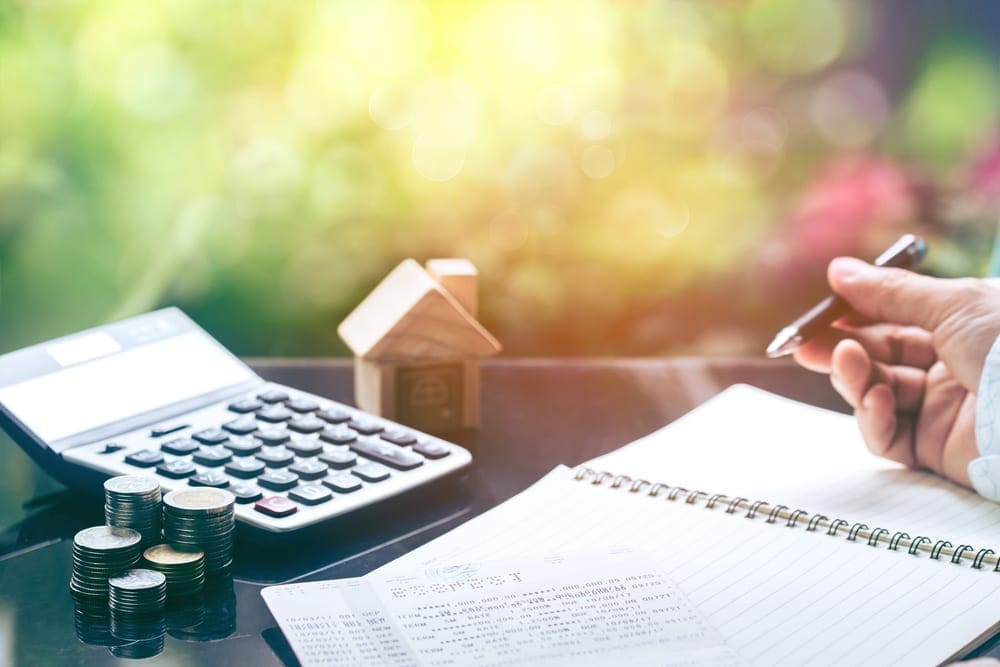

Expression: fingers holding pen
xmin=793 ymin=323 xmax=935 ymax=374
xmin=828 ymin=339 xmax=927 ymax=411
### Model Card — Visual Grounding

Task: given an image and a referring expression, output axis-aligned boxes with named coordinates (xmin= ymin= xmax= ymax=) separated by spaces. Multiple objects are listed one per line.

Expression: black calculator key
xmin=226 ymin=457 xmax=266 ymax=479
xmin=413 ymin=439 xmax=451 ymax=459
xmin=254 ymin=496 xmax=297 ymax=517
xmin=256 ymin=428 xmax=290 ymax=446
xmin=289 ymin=484 xmax=332 ymax=505
xmin=350 ymin=439 xmax=423 ymax=471
xmin=316 ymin=407 xmax=350 ymax=424
xmin=286 ymin=398 xmax=319 ymax=413
xmin=222 ymin=417 xmax=257 ymax=435
xmin=229 ymin=398 xmax=263 ymax=413
xmin=225 ymin=436 xmax=262 ymax=456
xmin=288 ymin=416 xmax=325 ymax=434
xmin=230 ymin=484 xmax=263 ymax=504
xmin=322 ymin=474 xmax=362 ymax=493
xmin=258 ymin=389 xmax=289 ymax=404
xmin=189 ymin=472 xmax=230 ymax=488
xmin=192 ymin=447 xmax=232 ymax=467
xmin=351 ymin=462 xmax=391 ymax=482
xmin=126 ymin=449 xmax=163 ymax=467
xmin=192 ymin=428 xmax=229 ymax=445
xmin=161 ymin=438 xmax=199 ymax=456
xmin=348 ymin=418 xmax=383 ymax=435
xmin=319 ymin=449 xmax=357 ymax=470
xmin=156 ymin=459 xmax=196 ymax=478
xmin=289 ymin=459 xmax=328 ymax=480
xmin=151 ymin=423 xmax=188 ymax=437
xmin=257 ymin=405 xmax=293 ymax=423
xmin=319 ymin=426 xmax=356 ymax=445
xmin=258 ymin=470 xmax=299 ymax=491
xmin=380 ymin=427 xmax=418 ymax=446
xmin=286 ymin=439 xmax=323 ymax=457
xmin=256 ymin=447 xmax=295 ymax=468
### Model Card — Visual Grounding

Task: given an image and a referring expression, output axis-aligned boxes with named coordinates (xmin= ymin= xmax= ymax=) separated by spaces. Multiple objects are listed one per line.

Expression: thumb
xmin=827 ymin=257 xmax=961 ymax=330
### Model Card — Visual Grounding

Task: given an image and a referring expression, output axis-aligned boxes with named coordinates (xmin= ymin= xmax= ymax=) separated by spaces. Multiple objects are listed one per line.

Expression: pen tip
xmin=765 ymin=328 xmax=801 ymax=359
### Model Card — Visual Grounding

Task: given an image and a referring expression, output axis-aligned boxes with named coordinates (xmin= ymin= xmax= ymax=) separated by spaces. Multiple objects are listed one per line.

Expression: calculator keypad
xmin=69 ymin=383 xmax=468 ymax=533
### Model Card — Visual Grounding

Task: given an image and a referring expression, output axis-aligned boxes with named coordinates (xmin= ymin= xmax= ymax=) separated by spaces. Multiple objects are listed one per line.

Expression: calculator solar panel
xmin=0 ymin=308 xmax=472 ymax=534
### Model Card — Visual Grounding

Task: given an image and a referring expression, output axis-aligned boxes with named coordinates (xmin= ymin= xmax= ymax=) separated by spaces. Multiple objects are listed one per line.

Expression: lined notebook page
xmin=586 ymin=384 xmax=1000 ymax=548
xmin=379 ymin=467 xmax=1000 ymax=666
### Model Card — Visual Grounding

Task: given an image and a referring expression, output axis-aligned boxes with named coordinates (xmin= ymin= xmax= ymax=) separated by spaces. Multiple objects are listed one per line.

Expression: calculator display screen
xmin=0 ymin=329 xmax=255 ymax=444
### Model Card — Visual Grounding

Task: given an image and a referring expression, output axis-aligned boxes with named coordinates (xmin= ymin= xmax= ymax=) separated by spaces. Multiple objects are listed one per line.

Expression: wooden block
xmin=353 ymin=358 xmax=395 ymax=418
xmin=338 ymin=259 xmax=500 ymax=362
xmin=426 ymin=258 xmax=478 ymax=317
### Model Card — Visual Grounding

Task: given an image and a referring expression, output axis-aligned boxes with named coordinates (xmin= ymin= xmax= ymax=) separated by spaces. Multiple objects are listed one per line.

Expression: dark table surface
xmin=0 ymin=358 xmax=995 ymax=665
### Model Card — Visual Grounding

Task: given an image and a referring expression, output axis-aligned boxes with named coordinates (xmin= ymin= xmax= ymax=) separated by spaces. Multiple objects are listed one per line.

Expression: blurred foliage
xmin=0 ymin=0 xmax=998 ymax=361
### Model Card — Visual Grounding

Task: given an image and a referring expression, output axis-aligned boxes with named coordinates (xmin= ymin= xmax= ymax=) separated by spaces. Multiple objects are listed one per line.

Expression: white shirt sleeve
xmin=968 ymin=333 xmax=1000 ymax=501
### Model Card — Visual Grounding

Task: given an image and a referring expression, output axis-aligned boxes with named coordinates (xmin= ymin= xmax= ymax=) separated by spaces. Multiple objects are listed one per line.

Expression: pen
xmin=765 ymin=233 xmax=928 ymax=359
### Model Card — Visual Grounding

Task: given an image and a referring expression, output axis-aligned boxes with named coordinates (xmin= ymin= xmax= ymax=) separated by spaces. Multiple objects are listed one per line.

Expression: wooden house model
xmin=338 ymin=258 xmax=501 ymax=431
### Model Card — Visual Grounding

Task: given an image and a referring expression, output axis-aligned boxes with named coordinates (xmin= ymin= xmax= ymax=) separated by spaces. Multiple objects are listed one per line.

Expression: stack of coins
xmin=162 ymin=489 xmax=235 ymax=574
xmin=142 ymin=544 xmax=206 ymax=598
xmin=108 ymin=569 xmax=167 ymax=616
xmin=104 ymin=476 xmax=162 ymax=546
xmin=70 ymin=526 xmax=143 ymax=602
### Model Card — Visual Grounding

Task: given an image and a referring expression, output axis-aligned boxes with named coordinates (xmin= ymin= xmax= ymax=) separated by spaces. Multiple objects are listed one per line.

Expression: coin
xmin=104 ymin=476 xmax=160 ymax=496
xmin=143 ymin=544 xmax=202 ymax=566
xmin=74 ymin=526 xmax=142 ymax=552
xmin=109 ymin=568 xmax=166 ymax=591
xmin=163 ymin=489 xmax=234 ymax=513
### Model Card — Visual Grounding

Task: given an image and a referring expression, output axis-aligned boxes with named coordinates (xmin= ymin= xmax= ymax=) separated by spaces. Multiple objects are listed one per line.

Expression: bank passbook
xmin=0 ymin=308 xmax=471 ymax=535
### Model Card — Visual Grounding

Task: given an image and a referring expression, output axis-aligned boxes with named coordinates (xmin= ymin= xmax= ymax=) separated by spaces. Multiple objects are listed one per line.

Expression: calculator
xmin=0 ymin=308 xmax=472 ymax=534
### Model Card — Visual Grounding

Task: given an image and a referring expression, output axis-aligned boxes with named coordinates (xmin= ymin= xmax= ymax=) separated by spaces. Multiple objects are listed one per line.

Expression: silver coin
xmin=74 ymin=526 xmax=142 ymax=551
xmin=109 ymin=569 xmax=166 ymax=591
xmin=105 ymin=476 xmax=161 ymax=495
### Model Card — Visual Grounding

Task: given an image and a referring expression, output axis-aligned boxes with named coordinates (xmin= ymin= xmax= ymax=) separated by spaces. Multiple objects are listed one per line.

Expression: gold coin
xmin=143 ymin=544 xmax=204 ymax=566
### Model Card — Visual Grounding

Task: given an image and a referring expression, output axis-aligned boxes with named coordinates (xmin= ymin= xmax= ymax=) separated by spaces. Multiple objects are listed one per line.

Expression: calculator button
xmin=193 ymin=447 xmax=232 ymax=467
xmin=322 ymin=474 xmax=362 ymax=493
xmin=286 ymin=439 xmax=323 ymax=457
xmin=257 ymin=405 xmax=293 ymax=423
xmin=125 ymin=449 xmax=164 ymax=467
xmin=256 ymin=428 xmax=290 ymax=446
xmin=225 ymin=436 xmax=262 ymax=456
xmin=192 ymin=428 xmax=229 ymax=445
xmin=225 ymin=457 xmax=266 ymax=479
xmin=150 ymin=423 xmax=188 ymax=438
xmin=289 ymin=484 xmax=333 ymax=505
xmin=286 ymin=398 xmax=319 ymax=413
xmin=258 ymin=389 xmax=289 ymax=404
xmin=254 ymin=496 xmax=297 ymax=517
xmin=258 ymin=470 xmax=299 ymax=491
xmin=189 ymin=471 xmax=230 ymax=488
xmin=222 ymin=417 xmax=257 ymax=435
xmin=156 ymin=459 xmax=196 ymax=478
xmin=288 ymin=416 xmax=325 ymax=434
xmin=348 ymin=419 xmax=383 ymax=435
xmin=229 ymin=398 xmax=263 ymax=413
xmin=380 ymin=427 xmax=418 ymax=446
xmin=413 ymin=439 xmax=451 ymax=459
xmin=318 ymin=449 xmax=357 ymax=470
xmin=230 ymin=484 xmax=263 ymax=504
xmin=316 ymin=407 xmax=350 ymax=424
xmin=255 ymin=447 xmax=295 ymax=468
xmin=289 ymin=459 xmax=328 ymax=480
xmin=351 ymin=462 xmax=391 ymax=482
xmin=351 ymin=439 xmax=423 ymax=471
xmin=161 ymin=438 xmax=199 ymax=456
xmin=319 ymin=426 xmax=356 ymax=445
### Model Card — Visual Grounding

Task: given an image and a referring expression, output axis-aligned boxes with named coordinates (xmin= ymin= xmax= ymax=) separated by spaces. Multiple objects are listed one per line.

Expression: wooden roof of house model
xmin=338 ymin=258 xmax=502 ymax=362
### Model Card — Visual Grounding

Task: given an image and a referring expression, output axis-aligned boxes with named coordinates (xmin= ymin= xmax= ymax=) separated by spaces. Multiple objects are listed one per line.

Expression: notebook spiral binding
xmin=572 ymin=467 xmax=1000 ymax=572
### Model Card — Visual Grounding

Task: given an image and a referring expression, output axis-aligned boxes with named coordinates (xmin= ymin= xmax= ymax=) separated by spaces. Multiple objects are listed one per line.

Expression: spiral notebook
xmin=376 ymin=385 xmax=1000 ymax=666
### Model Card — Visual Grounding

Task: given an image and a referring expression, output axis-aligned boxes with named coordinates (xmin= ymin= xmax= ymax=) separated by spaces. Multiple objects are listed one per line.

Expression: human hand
xmin=794 ymin=257 xmax=1000 ymax=487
